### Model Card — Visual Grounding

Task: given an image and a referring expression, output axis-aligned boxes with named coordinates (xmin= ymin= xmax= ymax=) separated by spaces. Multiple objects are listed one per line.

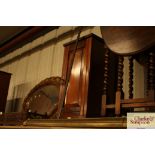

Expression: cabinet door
xmin=65 ymin=49 xmax=83 ymax=106
xmin=62 ymin=39 xmax=87 ymax=118
xmin=63 ymin=48 xmax=84 ymax=118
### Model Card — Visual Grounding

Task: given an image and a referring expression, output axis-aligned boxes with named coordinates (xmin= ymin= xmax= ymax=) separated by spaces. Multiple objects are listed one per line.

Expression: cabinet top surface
xmin=63 ymin=33 xmax=104 ymax=47
xmin=0 ymin=70 xmax=12 ymax=75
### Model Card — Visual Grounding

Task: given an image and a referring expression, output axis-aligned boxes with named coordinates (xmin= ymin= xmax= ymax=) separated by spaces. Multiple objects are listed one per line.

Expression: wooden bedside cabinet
xmin=61 ymin=34 xmax=118 ymax=118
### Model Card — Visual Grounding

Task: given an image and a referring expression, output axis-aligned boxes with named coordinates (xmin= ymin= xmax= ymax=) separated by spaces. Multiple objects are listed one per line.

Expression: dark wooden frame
xmin=0 ymin=71 xmax=11 ymax=112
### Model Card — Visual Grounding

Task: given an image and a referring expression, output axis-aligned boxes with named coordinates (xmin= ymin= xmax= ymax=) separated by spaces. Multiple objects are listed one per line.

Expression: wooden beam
xmin=0 ymin=26 xmax=57 ymax=56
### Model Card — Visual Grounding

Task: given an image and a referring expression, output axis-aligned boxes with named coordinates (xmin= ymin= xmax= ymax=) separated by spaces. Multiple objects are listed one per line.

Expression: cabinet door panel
xmin=65 ymin=49 xmax=83 ymax=106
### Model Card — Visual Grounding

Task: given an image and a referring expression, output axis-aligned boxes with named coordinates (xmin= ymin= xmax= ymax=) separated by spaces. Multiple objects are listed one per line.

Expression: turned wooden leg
xmin=101 ymin=46 xmax=109 ymax=116
xmin=147 ymin=51 xmax=155 ymax=101
xmin=127 ymin=56 xmax=134 ymax=112
xmin=115 ymin=56 xmax=124 ymax=116
xmin=128 ymin=56 xmax=134 ymax=99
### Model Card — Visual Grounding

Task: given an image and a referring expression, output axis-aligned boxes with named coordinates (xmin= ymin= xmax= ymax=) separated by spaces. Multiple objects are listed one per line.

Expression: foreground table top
xmin=0 ymin=117 xmax=127 ymax=129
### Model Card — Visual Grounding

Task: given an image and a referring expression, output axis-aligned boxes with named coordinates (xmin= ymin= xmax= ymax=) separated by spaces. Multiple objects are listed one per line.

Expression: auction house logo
xmin=127 ymin=113 xmax=155 ymax=129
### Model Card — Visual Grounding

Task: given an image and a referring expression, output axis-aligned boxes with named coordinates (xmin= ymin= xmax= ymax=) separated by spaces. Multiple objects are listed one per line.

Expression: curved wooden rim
xmin=106 ymin=42 xmax=155 ymax=56
xmin=22 ymin=76 xmax=65 ymax=114
xmin=101 ymin=26 xmax=155 ymax=56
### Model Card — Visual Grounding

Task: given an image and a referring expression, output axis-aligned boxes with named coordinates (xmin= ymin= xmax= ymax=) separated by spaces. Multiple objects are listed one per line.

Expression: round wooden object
xmin=23 ymin=77 xmax=65 ymax=118
xmin=101 ymin=26 xmax=155 ymax=55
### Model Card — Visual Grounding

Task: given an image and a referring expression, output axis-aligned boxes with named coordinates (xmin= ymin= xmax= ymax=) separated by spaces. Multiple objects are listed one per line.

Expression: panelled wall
xmin=0 ymin=26 xmax=145 ymax=112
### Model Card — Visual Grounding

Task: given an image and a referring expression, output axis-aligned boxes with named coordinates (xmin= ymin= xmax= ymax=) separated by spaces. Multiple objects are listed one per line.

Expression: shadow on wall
xmin=5 ymin=98 xmax=22 ymax=112
xmin=5 ymin=82 xmax=32 ymax=112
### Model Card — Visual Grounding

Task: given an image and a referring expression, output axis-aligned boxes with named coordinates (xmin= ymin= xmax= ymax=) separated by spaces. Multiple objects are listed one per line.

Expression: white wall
xmin=0 ymin=26 xmax=145 ymax=112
